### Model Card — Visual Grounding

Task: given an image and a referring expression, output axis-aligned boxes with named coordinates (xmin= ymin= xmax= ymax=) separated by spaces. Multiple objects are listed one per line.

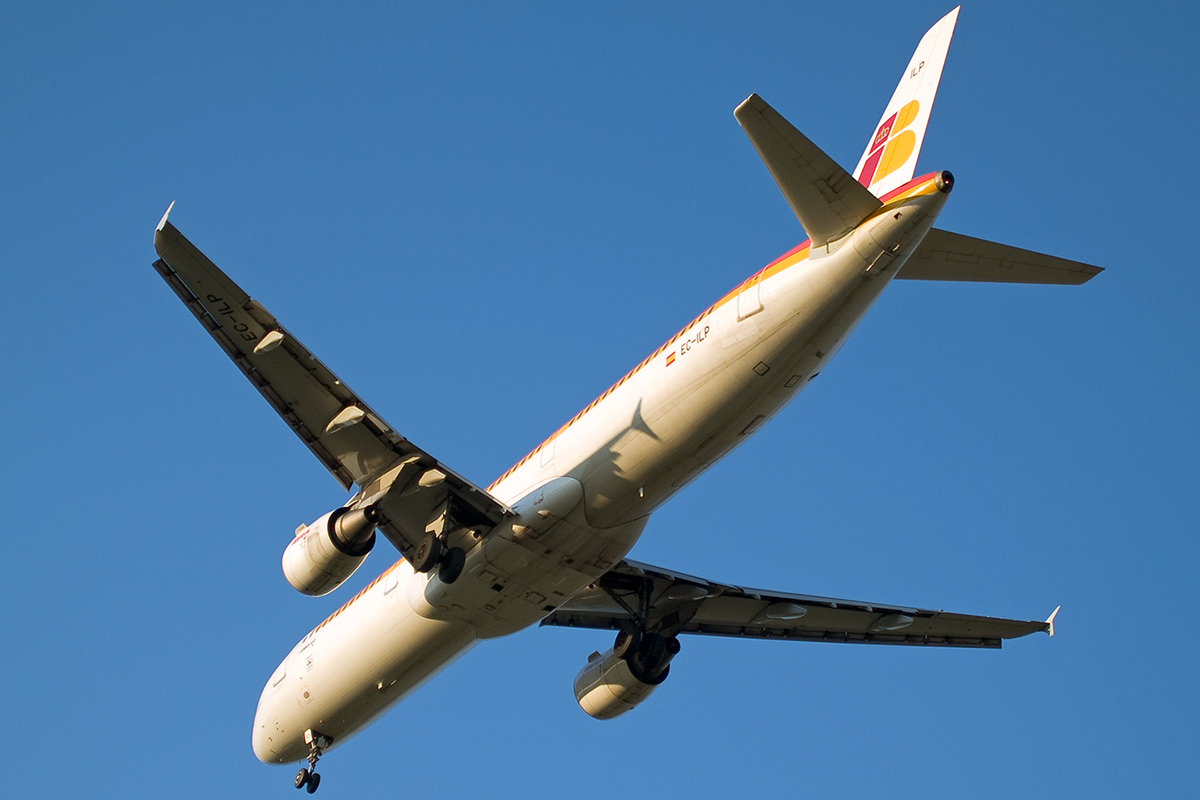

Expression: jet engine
xmin=573 ymin=631 xmax=681 ymax=720
xmin=281 ymin=506 xmax=379 ymax=596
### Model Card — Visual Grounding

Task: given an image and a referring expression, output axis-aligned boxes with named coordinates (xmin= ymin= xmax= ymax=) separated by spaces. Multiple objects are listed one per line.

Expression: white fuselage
xmin=252 ymin=179 xmax=947 ymax=764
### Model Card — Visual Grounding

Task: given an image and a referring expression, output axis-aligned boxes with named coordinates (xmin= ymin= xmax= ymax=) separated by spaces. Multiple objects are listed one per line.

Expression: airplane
xmin=152 ymin=7 xmax=1097 ymax=793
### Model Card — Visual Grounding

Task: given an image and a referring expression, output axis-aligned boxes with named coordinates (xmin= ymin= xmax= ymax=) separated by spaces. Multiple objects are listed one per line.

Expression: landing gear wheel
xmin=613 ymin=625 xmax=643 ymax=660
xmin=412 ymin=534 xmax=443 ymax=573
xmin=632 ymin=633 xmax=668 ymax=676
xmin=626 ymin=633 xmax=680 ymax=684
xmin=437 ymin=546 xmax=466 ymax=584
xmin=296 ymin=729 xmax=331 ymax=792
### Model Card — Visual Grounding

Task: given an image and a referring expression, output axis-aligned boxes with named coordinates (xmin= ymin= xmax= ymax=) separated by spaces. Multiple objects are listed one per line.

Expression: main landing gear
xmin=614 ymin=625 xmax=680 ymax=684
xmin=598 ymin=572 xmax=680 ymax=684
xmin=411 ymin=533 xmax=466 ymax=584
xmin=294 ymin=729 xmax=331 ymax=794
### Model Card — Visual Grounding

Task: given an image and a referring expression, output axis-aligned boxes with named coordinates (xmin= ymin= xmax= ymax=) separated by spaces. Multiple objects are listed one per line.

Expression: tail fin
xmin=852 ymin=6 xmax=960 ymax=198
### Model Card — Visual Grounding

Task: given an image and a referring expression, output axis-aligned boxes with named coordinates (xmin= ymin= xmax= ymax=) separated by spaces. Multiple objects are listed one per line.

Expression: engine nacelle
xmin=573 ymin=637 xmax=678 ymax=720
xmin=281 ymin=506 xmax=378 ymax=597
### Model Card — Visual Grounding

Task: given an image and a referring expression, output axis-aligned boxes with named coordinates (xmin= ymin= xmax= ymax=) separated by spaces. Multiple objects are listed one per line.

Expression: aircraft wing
xmin=152 ymin=208 xmax=512 ymax=557
xmin=898 ymin=228 xmax=1102 ymax=284
xmin=543 ymin=559 xmax=1055 ymax=648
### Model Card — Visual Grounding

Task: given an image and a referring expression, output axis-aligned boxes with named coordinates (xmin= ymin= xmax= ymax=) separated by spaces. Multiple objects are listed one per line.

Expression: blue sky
xmin=3 ymin=2 xmax=1196 ymax=797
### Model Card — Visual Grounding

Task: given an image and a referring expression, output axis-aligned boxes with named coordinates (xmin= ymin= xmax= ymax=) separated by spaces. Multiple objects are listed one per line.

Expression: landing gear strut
xmin=600 ymin=574 xmax=680 ymax=684
xmin=411 ymin=534 xmax=465 ymax=584
xmin=294 ymin=729 xmax=331 ymax=793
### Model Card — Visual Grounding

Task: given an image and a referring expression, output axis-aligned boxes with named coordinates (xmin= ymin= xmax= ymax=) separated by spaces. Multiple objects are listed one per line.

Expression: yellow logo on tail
xmin=858 ymin=100 xmax=920 ymax=189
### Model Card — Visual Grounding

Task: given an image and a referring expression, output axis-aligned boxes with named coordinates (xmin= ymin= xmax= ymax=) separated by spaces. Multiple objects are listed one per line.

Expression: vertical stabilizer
xmin=852 ymin=6 xmax=959 ymax=198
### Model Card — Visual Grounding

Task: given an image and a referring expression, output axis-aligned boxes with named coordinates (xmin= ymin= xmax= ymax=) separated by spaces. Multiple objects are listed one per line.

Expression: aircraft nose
xmin=251 ymin=683 xmax=298 ymax=764
xmin=251 ymin=701 xmax=278 ymax=764
xmin=251 ymin=731 xmax=271 ymax=763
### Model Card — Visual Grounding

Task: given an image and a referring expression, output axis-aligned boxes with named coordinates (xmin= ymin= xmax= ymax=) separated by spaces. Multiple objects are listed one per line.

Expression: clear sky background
xmin=3 ymin=2 xmax=1196 ymax=798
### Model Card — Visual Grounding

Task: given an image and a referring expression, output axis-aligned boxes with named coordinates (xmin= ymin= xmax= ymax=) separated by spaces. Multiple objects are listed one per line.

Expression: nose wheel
xmin=294 ymin=729 xmax=331 ymax=793
xmin=294 ymin=768 xmax=320 ymax=793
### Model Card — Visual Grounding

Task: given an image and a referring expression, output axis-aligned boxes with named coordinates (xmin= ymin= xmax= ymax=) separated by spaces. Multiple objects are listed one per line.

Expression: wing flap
xmin=899 ymin=228 xmax=1103 ymax=284
xmin=152 ymin=214 xmax=512 ymax=557
xmin=543 ymin=559 xmax=1051 ymax=648
xmin=735 ymin=94 xmax=882 ymax=247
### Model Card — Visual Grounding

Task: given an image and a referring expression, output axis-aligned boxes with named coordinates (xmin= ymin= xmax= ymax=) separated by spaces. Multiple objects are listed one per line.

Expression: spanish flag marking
xmin=666 ymin=351 xmax=676 ymax=367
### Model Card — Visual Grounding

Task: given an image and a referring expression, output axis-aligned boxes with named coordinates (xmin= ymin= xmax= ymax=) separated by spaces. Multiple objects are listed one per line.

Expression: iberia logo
xmin=858 ymin=100 xmax=920 ymax=188
xmin=665 ymin=351 xmax=676 ymax=367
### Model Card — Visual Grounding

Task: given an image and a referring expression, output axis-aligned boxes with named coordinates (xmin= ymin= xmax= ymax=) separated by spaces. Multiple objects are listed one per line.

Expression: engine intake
xmin=282 ymin=506 xmax=378 ymax=596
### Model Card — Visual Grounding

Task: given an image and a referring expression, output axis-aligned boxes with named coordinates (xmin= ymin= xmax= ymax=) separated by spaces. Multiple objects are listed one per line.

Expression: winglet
xmin=156 ymin=200 xmax=176 ymax=233
xmin=1044 ymin=605 xmax=1061 ymax=637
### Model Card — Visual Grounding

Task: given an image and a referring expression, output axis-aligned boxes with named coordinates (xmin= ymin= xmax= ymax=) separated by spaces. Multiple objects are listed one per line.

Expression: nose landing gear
xmin=294 ymin=729 xmax=332 ymax=793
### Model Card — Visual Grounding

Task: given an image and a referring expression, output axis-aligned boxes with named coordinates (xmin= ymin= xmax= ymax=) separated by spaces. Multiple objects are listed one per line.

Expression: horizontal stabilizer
xmin=898 ymin=228 xmax=1102 ymax=284
xmin=735 ymin=93 xmax=881 ymax=247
